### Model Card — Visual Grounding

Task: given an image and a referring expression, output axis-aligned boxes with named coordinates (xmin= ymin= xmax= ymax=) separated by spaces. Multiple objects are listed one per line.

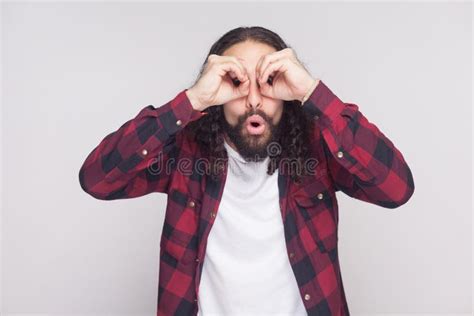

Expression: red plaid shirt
xmin=79 ymin=80 xmax=415 ymax=316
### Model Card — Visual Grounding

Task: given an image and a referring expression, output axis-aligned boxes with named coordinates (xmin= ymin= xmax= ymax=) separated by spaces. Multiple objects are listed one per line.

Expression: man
xmin=79 ymin=26 xmax=415 ymax=316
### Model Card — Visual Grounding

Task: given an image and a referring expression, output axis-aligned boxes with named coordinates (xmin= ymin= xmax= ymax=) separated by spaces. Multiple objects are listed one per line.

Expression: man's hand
xmin=186 ymin=54 xmax=250 ymax=111
xmin=256 ymin=48 xmax=319 ymax=102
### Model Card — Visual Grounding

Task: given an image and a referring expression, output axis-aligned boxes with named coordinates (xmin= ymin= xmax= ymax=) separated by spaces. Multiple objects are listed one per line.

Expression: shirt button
xmin=188 ymin=200 xmax=195 ymax=208
xmin=141 ymin=149 xmax=148 ymax=156
xmin=304 ymin=293 xmax=311 ymax=300
xmin=195 ymin=258 xmax=200 ymax=262
xmin=317 ymin=192 xmax=324 ymax=199
xmin=194 ymin=298 xmax=198 ymax=302
xmin=289 ymin=252 xmax=295 ymax=258
xmin=210 ymin=211 xmax=216 ymax=218
xmin=314 ymin=115 xmax=319 ymax=120
xmin=176 ymin=119 xmax=182 ymax=126
xmin=337 ymin=151 xmax=344 ymax=158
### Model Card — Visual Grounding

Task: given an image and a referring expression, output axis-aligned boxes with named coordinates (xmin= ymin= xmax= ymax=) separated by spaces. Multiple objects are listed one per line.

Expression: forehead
xmin=222 ymin=41 xmax=276 ymax=71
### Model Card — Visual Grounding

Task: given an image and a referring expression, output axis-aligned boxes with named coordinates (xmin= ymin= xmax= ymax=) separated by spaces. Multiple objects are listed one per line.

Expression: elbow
xmin=386 ymin=186 xmax=415 ymax=209
xmin=78 ymin=166 xmax=110 ymax=201
xmin=399 ymin=181 xmax=415 ymax=207
xmin=385 ymin=167 xmax=415 ymax=209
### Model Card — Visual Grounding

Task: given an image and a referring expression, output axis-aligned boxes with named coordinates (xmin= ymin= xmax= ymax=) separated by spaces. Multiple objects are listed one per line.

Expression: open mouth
xmin=250 ymin=122 xmax=260 ymax=127
xmin=245 ymin=115 xmax=266 ymax=135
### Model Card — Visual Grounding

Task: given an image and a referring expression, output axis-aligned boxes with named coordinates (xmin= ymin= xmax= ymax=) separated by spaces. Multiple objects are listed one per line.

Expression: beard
xmin=221 ymin=108 xmax=283 ymax=162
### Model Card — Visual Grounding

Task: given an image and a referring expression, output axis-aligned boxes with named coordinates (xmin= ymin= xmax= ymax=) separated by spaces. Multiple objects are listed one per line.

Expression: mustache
xmin=238 ymin=109 xmax=271 ymax=125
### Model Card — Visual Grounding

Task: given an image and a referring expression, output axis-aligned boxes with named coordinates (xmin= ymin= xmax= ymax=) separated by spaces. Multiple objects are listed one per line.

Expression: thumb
xmin=259 ymin=82 xmax=275 ymax=99
xmin=236 ymin=79 xmax=250 ymax=97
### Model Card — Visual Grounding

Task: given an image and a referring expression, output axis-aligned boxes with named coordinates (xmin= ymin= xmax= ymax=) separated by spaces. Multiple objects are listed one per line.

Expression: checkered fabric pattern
xmin=79 ymin=80 xmax=415 ymax=316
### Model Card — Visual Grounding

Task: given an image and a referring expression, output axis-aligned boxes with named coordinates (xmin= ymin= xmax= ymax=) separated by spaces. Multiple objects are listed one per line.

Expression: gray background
xmin=2 ymin=2 xmax=472 ymax=315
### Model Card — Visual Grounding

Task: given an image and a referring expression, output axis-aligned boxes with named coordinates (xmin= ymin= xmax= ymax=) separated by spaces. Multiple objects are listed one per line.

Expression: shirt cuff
xmin=300 ymin=80 xmax=347 ymax=130
xmin=159 ymin=89 xmax=209 ymax=136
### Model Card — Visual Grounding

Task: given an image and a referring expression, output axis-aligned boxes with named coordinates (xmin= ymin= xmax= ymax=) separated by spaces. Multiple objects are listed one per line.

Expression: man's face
xmin=221 ymin=40 xmax=284 ymax=162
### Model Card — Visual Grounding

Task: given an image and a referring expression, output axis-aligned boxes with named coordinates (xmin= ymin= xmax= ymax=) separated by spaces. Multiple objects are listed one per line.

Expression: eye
xmin=267 ymin=75 xmax=274 ymax=86
xmin=232 ymin=77 xmax=241 ymax=87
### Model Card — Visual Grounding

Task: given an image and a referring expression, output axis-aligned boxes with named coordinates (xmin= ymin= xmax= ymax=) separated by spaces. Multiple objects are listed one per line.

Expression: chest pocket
xmin=292 ymin=174 xmax=338 ymax=253
xmin=160 ymin=189 xmax=201 ymax=265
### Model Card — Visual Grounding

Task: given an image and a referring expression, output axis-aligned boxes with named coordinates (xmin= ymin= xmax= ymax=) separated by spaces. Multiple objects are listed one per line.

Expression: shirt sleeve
xmin=78 ymin=89 xmax=207 ymax=200
xmin=301 ymin=80 xmax=415 ymax=208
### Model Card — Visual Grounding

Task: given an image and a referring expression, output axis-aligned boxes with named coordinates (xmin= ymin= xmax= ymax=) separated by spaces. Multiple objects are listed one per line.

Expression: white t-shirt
xmin=197 ymin=138 xmax=307 ymax=316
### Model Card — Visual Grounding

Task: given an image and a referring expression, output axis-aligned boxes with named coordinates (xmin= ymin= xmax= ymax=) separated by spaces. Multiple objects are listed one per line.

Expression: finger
xmin=256 ymin=49 xmax=288 ymax=80
xmin=260 ymin=58 xmax=287 ymax=86
xmin=236 ymin=78 xmax=250 ymax=96
xmin=231 ymin=57 xmax=249 ymax=81
xmin=219 ymin=56 xmax=249 ymax=82
xmin=259 ymin=80 xmax=276 ymax=99
xmin=219 ymin=61 xmax=248 ymax=83
xmin=255 ymin=55 xmax=265 ymax=80
xmin=227 ymin=70 xmax=238 ymax=84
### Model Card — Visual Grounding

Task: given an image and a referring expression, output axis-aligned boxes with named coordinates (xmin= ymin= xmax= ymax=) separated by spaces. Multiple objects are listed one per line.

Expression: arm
xmin=302 ymin=80 xmax=415 ymax=208
xmin=78 ymin=89 xmax=207 ymax=200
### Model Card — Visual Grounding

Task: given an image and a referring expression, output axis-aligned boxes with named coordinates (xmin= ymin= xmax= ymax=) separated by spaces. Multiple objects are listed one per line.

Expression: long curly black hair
xmin=186 ymin=26 xmax=315 ymax=184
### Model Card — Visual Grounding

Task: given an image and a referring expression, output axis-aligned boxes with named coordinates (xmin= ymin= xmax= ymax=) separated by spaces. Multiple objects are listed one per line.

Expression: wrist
xmin=300 ymin=78 xmax=320 ymax=105
xmin=185 ymin=88 xmax=206 ymax=111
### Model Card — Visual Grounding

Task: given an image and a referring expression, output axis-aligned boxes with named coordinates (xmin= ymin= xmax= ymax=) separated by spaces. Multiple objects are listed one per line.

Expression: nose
xmin=245 ymin=74 xmax=263 ymax=110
